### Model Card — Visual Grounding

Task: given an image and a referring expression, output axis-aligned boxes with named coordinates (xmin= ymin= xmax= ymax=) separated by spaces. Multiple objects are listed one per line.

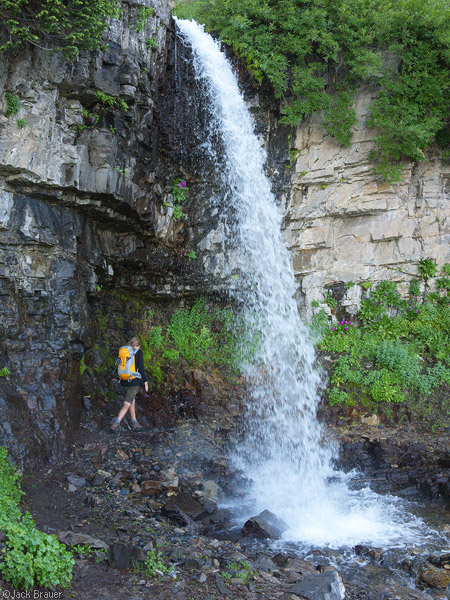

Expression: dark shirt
xmin=120 ymin=349 xmax=147 ymax=387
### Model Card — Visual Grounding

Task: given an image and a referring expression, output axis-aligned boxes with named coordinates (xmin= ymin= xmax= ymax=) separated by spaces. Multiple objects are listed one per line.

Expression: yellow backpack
xmin=117 ymin=346 xmax=142 ymax=381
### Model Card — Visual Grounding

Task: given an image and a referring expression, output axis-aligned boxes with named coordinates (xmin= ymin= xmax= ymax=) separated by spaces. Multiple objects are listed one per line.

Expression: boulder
xmin=287 ymin=571 xmax=345 ymax=600
xmin=242 ymin=509 xmax=288 ymax=540
xmin=419 ymin=566 xmax=450 ymax=589
xmin=57 ymin=531 xmax=108 ymax=550
xmin=162 ymin=493 xmax=206 ymax=521
xmin=108 ymin=542 xmax=147 ymax=570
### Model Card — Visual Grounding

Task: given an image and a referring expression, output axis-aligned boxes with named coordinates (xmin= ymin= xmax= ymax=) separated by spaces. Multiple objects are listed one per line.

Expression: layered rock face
xmin=0 ymin=0 xmax=200 ymax=466
xmin=283 ymin=88 xmax=450 ymax=319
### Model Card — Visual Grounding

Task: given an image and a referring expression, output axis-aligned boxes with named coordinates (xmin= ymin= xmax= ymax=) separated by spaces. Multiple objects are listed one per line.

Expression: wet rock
xmin=57 ymin=531 xmax=108 ymax=550
xmin=242 ymin=509 xmax=288 ymax=540
xmin=287 ymin=571 xmax=345 ymax=600
xmin=282 ymin=557 xmax=317 ymax=577
xmin=108 ymin=542 xmax=147 ymax=570
xmin=201 ymin=497 xmax=217 ymax=514
xmin=419 ymin=566 xmax=450 ymax=589
xmin=162 ymin=493 xmax=206 ymax=521
xmin=141 ymin=480 xmax=163 ymax=495
xmin=203 ymin=480 xmax=219 ymax=500
xmin=380 ymin=585 xmax=433 ymax=599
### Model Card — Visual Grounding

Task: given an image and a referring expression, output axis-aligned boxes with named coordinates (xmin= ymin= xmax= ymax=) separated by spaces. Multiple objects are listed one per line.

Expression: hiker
xmin=110 ymin=336 xmax=148 ymax=432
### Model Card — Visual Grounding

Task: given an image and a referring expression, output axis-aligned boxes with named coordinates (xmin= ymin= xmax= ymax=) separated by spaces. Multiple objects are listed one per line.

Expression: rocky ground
xmin=1 ymin=390 xmax=450 ymax=600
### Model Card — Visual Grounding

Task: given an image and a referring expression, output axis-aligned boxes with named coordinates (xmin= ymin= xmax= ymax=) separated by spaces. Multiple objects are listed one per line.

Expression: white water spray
xmin=176 ymin=19 xmax=429 ymax=548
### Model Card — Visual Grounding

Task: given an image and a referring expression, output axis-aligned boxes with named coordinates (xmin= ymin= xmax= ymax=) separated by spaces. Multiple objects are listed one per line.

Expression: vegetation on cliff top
xmin=0 ymin=0 xmax=119 ymax=57
xmin=175 ymin=0 xmax=450 ymax=180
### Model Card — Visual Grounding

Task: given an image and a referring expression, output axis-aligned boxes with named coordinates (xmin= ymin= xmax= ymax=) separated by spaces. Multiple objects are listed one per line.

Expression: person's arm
xmin=136 ymin=350 xmax=148 ymax=391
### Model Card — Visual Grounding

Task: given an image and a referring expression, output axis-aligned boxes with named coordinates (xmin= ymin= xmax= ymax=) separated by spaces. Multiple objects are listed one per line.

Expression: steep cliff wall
xmin=283 ymin=88 xmax=450 ymax=319
xmin=0 ymin=0 xmax=205 ymax=466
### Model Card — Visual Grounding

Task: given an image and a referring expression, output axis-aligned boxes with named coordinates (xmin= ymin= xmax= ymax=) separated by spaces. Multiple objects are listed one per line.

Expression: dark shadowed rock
xmin=108 ymin=542 xmax=147 ymax=570
xmin=242 ymin=509 xmax=288 ymax=540
xmin=162 ymin=493 xmax=206 ymax=521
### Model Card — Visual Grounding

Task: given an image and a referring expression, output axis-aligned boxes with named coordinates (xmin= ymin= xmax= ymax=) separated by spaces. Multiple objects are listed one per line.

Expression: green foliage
xmin=16 ymin=118 xmax=30 ymax=129
xmin=324 ymin=292 xmax=337 ymax=311
xmin=136 ymin=6 xmax=154 ymax=33
xmin=79 ymin=356 xmax=87 ymax=376
xmin=96 ymin=90 xmax=129 ymax=112
xmin=5 ymin=92 xmax=20 ymax=117
xmin=144 ymin=549 xmax=169 ymax=577
xmin=418 ymin=257 xmax=438 ymax=280
xmin=315 ymin=275 xmax=450 ymax=417
xmin=145 ymin=37 xmax=157 ymax=49
xmin=409 ymin=278 xmax=421 ymax=297
xmin=0 ymin=0 xmax=119 ymax=58
xmin=0 ymin=366 xmax=10 ymax=377
xmin=221 ymin=560 xmax=256 ymax=584
xmin=0 ymin=447 xmax=74 ymax=589
xmin=140 ymin=300 xmax=249 ymax=381
xmin=187 ymin=250 xmax=197 ymax=259
xmin=175 ymin=0 xmax=450 ymax=180
xmin=170 ymin=178 xmax=188 ymax=221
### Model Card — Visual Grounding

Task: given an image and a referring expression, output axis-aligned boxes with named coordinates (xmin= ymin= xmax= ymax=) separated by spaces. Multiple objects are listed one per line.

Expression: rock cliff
xmin=0 ymin=0 xmax=205 ymax=466
xmin=283 ymin=88 xmax=450 ymax=319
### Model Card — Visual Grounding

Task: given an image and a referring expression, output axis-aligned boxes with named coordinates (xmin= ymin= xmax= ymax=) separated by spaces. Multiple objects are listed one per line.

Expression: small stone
xmin=57 ymin=531 xmax=108 ymax=550
xmin=199 ymin=573 xmax=207 ymax=583
xmin=116 ymin=449 xmax=129 ymax=460
xmin=67 ymin=475 xmax=87 ymax=488
xmin=141 ymin=480 xmax=163 ymax=495
xmin=91 ymin=470 xmax=111 ymax=486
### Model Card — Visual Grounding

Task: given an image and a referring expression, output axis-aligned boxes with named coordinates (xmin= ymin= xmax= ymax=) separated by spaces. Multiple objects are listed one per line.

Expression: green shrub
xmin=0 ymin=447 xmax=74 ymax=589
xmin=315 ymin=274 xmax=450 ymax=418
xmin=175 ymin=0 xmax=450 ymax=180
xmin=140 ymin=299 xmax=249 ymax=381
xmin=0 ymin=0 xmax=120 ymax=58
xmin=5 ymin=92 xmax=20 ymax=117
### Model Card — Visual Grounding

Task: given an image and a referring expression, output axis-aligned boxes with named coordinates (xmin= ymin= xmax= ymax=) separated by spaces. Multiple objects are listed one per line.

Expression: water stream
xmin=175 ymin=18 xmax=445 ymax=552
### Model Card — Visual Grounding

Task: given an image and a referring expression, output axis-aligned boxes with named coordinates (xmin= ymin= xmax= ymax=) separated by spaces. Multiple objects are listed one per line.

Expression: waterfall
xmin=176 ymin=18 xmax=429 ymax=549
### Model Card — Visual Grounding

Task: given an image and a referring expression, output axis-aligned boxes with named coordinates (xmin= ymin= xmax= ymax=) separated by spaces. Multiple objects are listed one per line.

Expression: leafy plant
xmin=0 ymin=447 xmax=74 ymax=589
xmin=16 ymin=118 xmax=30 ymax=129
xmin=187 ymin=250 xmax=197 ymax=259
xmin=418 ymin=258 xmax=438 ymax=280
xmin=5 ymin=92 xmax=20 ymax=117
xmin=144 ymin=549 xmax=169 ymax=577
xmin=136 ymin=6 xmax=154 ymax=33
xmin=324 ymin=292 xmax=337 ymax=311
xmin=221 ymin=560 xmax=256 ymax=584
xmin=0 ymin=367 xmax=10 ymax=377
xmin=145 ymin=37 xmax=157 ymax=49
xmin=0 ymin=0 xmax=120 ymax=58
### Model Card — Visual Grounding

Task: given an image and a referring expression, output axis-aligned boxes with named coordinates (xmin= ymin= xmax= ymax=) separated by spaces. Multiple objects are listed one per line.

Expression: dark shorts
xmin=124 ymin=386 xmax=139 ymax=404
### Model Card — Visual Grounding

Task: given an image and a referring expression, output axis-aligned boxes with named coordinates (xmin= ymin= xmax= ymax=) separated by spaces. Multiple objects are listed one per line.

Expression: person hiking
xmin=110 ymin=336 xmax=148 ymax=432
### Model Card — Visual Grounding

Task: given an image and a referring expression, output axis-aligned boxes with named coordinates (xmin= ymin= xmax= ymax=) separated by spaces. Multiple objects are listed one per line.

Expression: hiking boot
xmin=131 ymin=420 xmax=143 ymax=431
xmin=110 ymin=419 xmax=120 ymax=433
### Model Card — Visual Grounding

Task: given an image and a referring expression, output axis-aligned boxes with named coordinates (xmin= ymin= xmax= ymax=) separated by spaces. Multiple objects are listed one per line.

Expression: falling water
xmin=176 ymin=19 xmax=431 ymax=549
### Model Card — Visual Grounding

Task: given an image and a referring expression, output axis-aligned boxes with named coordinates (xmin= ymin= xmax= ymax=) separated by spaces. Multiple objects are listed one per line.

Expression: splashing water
xmin=176 ymin=19 xmax=431 ymax=549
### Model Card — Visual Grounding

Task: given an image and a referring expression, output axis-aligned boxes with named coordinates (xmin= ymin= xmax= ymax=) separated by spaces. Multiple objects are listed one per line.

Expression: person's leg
xmin=129 ymin=399 xmax=136 ymax=421
xmin=110 ymin=387 xmax=135 ymax=432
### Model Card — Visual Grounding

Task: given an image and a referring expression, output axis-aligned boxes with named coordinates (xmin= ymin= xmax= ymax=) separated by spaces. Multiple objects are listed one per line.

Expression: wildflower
xmin=178 ymin=183 xmax=183 ymax=189
xmin=406 ymin=308 xmax=409 ymax=311
xmin=181 ymin=180 xmax=187 ymax=187
xmin=332 ymin=328 xmax=335 ymax=332
xmin=345 ymin=326 xmax=348 ymax=330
